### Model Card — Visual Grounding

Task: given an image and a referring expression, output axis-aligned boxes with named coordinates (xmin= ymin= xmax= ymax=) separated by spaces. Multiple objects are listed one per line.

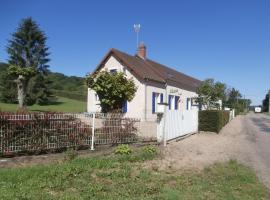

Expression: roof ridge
xmin=94 ymin=48 xmax=201 ymax=92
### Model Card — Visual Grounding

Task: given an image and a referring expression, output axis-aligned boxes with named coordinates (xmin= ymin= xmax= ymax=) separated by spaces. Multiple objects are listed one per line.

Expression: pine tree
xmin=6 ymin=17 xmax=50 ymax=108
xmin=0 ymin=63 xmax=17 ymax=103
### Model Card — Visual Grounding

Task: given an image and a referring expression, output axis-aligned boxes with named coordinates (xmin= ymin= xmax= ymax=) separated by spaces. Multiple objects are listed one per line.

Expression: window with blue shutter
xmin=186 ymin=98 xmax=190 ymax=110
xmin=152 ymin=92 xmax=156 ymax=113
xmin=168 ymin=95 xmax=173 ymax=110
xmin=122 ymin=101 xmax=127 ymax=113
xmin=175 ymin=96 xmax=179 ymax=110
xmin=160 ymin=93 xmax=163 ymax=103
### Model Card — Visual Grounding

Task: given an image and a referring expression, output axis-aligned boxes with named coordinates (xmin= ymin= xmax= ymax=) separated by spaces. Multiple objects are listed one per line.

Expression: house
xmin=87 ymin=43 xmax=202 ymax=121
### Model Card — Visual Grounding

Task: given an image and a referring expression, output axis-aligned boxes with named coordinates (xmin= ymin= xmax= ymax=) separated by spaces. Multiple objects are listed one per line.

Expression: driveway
xmin=148 ymin=113 xmax=270 ymax=189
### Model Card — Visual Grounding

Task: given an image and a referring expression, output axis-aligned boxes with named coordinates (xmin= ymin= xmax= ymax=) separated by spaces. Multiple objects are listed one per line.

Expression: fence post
xmin=91 ymin=113 xmax=95 ymax=151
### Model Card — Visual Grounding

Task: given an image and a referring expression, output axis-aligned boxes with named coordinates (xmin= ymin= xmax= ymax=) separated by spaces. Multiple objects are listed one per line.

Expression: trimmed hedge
xmin=199 ymin=110 xmax=230 ymax=133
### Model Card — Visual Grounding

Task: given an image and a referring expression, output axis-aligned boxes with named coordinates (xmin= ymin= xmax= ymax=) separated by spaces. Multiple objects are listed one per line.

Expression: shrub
xmin=64 ymin=148 xmax=78 ymax=161
xmin=115 ymin=144 xmax=132 ymax=155
xmin=143 ymin=145 xmax=157 ymax=155
xmin=222 ymin=111 xmax=230 ymax=126
xmin=199 ymin=110 xmax=230 ymax=133
xmin=0 ymin=112 xmax=91 ymax=156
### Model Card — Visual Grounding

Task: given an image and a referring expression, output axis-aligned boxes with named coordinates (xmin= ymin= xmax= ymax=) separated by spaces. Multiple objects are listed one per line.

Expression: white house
xmin=87 ymin=43 xmax=202 ymax=122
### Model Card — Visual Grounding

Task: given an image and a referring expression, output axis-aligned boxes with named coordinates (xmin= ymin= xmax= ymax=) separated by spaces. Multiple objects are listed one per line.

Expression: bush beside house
xmin=199 ymin=110 xmax=230 ymax=133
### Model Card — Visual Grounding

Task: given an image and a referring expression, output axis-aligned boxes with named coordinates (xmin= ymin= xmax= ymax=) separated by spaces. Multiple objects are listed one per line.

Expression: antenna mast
xmin=133 ymin=24 xmax=141 ymax=48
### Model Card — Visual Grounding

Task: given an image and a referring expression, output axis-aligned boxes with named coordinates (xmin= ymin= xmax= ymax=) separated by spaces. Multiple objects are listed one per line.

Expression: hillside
xmin=0 ymin=62 xmax=87 ymax=102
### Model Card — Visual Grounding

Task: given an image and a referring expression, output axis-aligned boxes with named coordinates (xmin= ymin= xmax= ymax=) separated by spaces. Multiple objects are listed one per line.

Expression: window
xmin=186 ymin=98 xmax=191 ymax=110
xmin=95 ymin=93 xmax=99 ymax=101
xmin=175 ymin=96 xmax=180 ymax=110
xmin=109 ymin=69 xmax=117 ymax=74
xmin=152 ymin=92 xmax=163 ymax=113
xmin=169 ymin=95 xmax=180 ymax=110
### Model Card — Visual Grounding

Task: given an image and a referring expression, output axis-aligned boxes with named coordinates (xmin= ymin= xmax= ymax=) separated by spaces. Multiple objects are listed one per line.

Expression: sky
xmin=0 ymin=0 xmax=269 ymax=105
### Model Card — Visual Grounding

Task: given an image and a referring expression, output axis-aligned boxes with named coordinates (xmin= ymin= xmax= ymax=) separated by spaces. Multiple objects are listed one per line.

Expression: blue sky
xmin=0 ymin=0 xmax=269 ymax=105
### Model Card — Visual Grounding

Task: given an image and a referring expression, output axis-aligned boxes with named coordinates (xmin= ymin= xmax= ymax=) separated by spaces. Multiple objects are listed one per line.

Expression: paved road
xmin=243 ymin=113 xmax=270 ymax=188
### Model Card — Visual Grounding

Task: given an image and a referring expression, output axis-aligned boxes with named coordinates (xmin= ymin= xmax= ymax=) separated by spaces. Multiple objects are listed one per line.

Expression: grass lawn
xmin=0 ymin=97 xmax=86 ymax=113
xmin=0 ymin=148 xmax=269 ymax=200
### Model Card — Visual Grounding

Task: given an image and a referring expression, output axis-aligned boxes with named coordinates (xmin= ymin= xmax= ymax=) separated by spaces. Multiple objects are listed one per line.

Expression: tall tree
xmin=6 ymin=18 xmax=50 ymax=108
xmin=197 ymin=79 xmax=226 ymax=110
xmin=0 ymin=62 xmax=17 ymax=103
xmin=227 ymin=88 xmax=242 ymax=105
xmin=262 ymin=92 xmax=269 ymax=112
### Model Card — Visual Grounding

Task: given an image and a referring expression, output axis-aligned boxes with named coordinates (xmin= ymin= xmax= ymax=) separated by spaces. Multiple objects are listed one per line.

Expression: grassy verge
xmin=0 ymin=147 xmax=269 ymax=200
xmin=0 ymin=97 xmax=86 ymax=113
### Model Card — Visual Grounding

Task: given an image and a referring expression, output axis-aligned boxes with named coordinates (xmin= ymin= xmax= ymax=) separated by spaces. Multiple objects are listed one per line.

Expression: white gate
xmin=158 ymin=109 xmax=198 ymax=141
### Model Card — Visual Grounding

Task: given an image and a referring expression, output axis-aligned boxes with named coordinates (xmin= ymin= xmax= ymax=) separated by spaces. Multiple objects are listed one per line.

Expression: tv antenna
xmin=133 ymin=24 xmax=141 ymax=48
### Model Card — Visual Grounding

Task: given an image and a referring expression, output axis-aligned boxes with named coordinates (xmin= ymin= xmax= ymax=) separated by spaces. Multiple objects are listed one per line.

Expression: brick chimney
xmin=137 ymin=42 xmax=146 ymax=59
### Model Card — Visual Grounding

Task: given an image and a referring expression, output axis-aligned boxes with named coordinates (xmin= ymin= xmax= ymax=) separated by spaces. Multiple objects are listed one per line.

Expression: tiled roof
xmin=95 ymin=48 xmax=202 ymax=92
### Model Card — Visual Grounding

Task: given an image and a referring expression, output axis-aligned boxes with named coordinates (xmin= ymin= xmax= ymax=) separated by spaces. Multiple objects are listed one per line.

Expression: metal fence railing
xmin=0 ymin=112 xmax=140 ymax=156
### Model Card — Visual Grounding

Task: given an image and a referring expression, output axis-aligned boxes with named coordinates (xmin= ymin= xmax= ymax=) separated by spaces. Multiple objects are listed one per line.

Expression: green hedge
xmin=199 ymin=110 xmax=230 ymax=133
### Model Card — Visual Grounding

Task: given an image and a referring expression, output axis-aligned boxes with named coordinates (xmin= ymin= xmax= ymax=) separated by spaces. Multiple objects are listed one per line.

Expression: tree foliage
xmin=0 ymin=65 xmax=87 ymax=103
xmin=6 ymin=17 xmax=50 ymax=107
xmin=0 ymin=63 xmax=17 ymax=103
xmin=86 ymin=71 xmax=137 ymax=112
xmin=225 ymin=87 xmax=251 ymax=114
xmin=262 ymin=92 xmax=269 ymax=112
xmin=197 ymin=79 xmax=226 ymax=110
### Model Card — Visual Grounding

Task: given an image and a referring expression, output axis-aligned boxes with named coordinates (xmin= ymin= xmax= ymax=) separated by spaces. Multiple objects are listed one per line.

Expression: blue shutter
xmin=175 ymin=96 xmax=179 ymax=110
xmin=160 ymin=93 xmax=163 ymax=103
xmin=186 ymin=98 xmax=189 ymax=110
xmin=152 ymin=92 xmax=156 ymax=113
xmin=168 ymin=95 xmax=172 ymax=110
xmin=122 ymin=101 xmax=127 ymax=113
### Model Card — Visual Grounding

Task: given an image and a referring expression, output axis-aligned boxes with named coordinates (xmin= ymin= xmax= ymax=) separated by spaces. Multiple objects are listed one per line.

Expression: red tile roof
xmin=95 ymin=48 xmax=202 ymax=92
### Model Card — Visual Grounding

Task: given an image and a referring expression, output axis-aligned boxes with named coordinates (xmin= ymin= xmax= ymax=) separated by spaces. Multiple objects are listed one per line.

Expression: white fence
xmin=158 ymin=110 xmax=198 ymax=142
xmin=0 ymin=112 xmax=140 ymax=156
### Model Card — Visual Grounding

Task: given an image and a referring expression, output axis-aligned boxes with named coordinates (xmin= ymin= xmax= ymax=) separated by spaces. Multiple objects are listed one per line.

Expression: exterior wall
xmin=166 ymin=85 xmax=199 ymax=112
xmin=87 ymin=56 xmax=145 ymax=119
xmin=145 ymin=83 xmax=199 ymax=122
xmin=145 ymin=82 xmax=165 ymax=121
xmin=87 ymin=55 xmax=199 ymax=122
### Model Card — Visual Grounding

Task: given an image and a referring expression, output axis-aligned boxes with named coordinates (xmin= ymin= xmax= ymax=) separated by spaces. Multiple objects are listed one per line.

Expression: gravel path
xmin=148 ymin=113 xmax=270 ymax=189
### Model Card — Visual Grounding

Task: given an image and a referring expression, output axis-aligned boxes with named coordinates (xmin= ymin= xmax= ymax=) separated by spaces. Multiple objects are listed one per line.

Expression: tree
xmin=227 ymin=88 xmax=242 ymax=105
xmin=6 ymin=18 xmax=50 ymax=108
xmin=262 ymin=92 xmax=269 ymax=112
xmin=197 ymin=79 xmax=226 ymax=110
xmin=0 ymin=62 xmax=17 ymax=103
xmin=86 ymin=71 xmax=137 ymax=112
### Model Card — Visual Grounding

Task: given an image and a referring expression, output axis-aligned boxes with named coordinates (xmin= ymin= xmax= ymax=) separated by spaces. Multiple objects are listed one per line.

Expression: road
xmin=243 ymin=113 xmax=270 ymax=188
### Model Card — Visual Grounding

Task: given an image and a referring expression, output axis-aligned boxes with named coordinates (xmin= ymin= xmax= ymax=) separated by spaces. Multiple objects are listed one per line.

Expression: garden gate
xmin=157 ymin=109 xmax=198 ymax=142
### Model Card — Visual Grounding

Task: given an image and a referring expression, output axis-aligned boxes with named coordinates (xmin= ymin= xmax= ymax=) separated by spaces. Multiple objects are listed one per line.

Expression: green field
xmin=0 ymin=148 xmax=269 ymax=200
xmin=0 ymin=97 xmax=86 ymax=113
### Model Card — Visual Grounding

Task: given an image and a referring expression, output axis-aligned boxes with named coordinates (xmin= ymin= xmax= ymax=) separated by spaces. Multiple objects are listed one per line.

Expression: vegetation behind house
xmin=0 ymin=63 xmax=87 ymax=103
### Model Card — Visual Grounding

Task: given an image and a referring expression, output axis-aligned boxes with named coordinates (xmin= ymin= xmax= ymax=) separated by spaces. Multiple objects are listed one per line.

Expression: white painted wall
xmin=87 ymin=56 xmax=145 ymax=119
xmin=87 ymin=55 xmax=199 ymax=122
